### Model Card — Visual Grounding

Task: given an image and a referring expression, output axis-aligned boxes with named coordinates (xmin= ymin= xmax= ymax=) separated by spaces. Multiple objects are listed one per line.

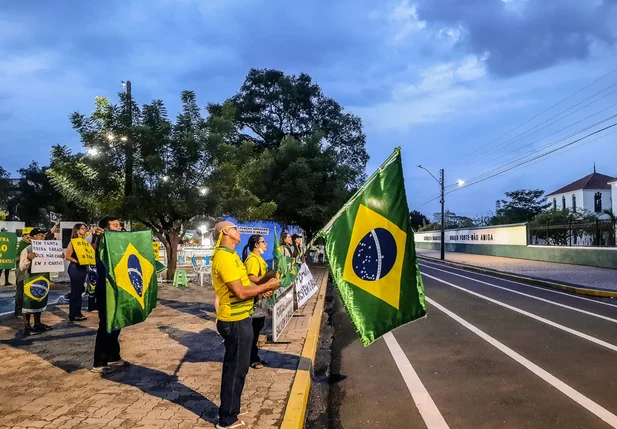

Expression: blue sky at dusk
xmin=1 ymin=0 xmax=617 ymax=219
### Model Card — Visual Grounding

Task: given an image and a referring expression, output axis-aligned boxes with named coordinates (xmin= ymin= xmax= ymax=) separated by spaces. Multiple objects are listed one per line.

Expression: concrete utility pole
xmin=440 ymin=168 xmax=445 ymax=261
xmin=124 ymin=80 xmax=133 ymax=197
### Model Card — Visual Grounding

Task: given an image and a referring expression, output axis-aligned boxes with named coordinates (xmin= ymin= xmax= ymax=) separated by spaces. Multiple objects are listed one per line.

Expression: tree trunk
xmin=164 ymin=231 xmax=181 ymax=281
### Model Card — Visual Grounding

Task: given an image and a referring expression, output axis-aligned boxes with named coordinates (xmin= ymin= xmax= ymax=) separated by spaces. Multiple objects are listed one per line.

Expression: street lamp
xmin=418 ymin=165 xmax=446 ymax=260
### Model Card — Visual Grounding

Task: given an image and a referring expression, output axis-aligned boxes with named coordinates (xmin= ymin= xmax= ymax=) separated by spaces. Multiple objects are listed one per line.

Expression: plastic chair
xmin=173 ymin=270 xmax=189 ymax=288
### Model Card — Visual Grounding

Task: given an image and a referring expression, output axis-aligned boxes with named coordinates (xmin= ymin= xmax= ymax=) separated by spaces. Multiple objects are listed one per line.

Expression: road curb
xmin=418 ymin=256 xmax=617 ymax=298
xmin=280 ymin=267 xmax=329 ymax=429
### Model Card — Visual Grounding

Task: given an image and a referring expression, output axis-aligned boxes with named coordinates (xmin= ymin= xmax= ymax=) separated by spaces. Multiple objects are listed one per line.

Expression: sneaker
xmin=23 ymin=326 xmax=38 ymax=336
xmin=91 ymin=366 xmax=112 ymax=374
xmin=109 ymin=359 xmax=129 ymax=367
xmin=216 ymin=420 xmax=250 ymax=429
xmin=69 ymin=315 xmax=87 ymax=322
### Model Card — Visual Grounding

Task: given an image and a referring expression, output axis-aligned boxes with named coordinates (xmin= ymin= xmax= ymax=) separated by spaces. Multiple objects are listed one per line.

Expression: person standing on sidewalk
xmin=14 ymin=228 xmax=33 ymax=317
xmin=242 ymin=234 xmax=274 ymax=370
xmin=19 ymin=228 xmax=54 ymax=335
xmin=212 ymin=221 xmax=280 ymax=429
xmin=280 ymin=231 xmax=293 ymax=258
xmin=91 ymin=216 xmax=128 ymax=374
xmin=63 ymin=223 xmax=89 ymax=322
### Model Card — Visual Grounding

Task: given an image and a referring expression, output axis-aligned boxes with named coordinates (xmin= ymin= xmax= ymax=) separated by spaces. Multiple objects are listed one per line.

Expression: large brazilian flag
xmin=99 ymin=231 xmax=158 ymax=332
xmin=321 ymin=147 xmax=426 ymax=346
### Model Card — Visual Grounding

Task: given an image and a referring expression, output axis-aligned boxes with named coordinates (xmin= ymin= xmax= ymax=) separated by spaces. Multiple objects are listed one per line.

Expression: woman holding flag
xmin=63 ymin=223 xmax=90 ymax=321
xmin=241 ymin=234 xmax=272 ymax=370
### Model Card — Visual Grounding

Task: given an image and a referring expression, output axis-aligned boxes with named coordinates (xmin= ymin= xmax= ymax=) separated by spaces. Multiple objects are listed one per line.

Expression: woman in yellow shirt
xmin=242 ymin=234 xmax=270 ymax=369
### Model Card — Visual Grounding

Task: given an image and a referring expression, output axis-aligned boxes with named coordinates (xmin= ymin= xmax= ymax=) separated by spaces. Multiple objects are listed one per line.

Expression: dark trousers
xmin=67 ymin=263 xmax=87 ymax=319
xmin=251 ymin=317 xmax=266 ymax=364
xmin=1 ymin=269 xmax=9 ymax=284
xmin=15 ymin=279 xmax=24 ymax=315
xmin=93 ymin=260 xmax=121 ymax=367
xmin=217 ymin=317 xmax=253 ymax=426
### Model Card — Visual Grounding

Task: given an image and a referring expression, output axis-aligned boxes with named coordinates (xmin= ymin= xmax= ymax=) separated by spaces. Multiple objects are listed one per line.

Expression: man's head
xmin=29 ymin=228 xmax=46 ymax=241
xmin=213 ymin=221 xmax=240 ymax=247
xmin=99 ymin=216 xmax=122 ymax=231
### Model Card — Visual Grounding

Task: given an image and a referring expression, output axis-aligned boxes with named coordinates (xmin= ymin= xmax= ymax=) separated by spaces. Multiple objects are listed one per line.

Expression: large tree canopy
xmin=492 ymin=189 xmax=551 ymax=225
xmin=207 ymin=68 xmax=369 ymax=188
xmin=48 ymin=91 xmax=274 ymax=278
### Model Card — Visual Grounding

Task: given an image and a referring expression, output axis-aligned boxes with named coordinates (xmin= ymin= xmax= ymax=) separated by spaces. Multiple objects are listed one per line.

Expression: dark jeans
xmin=15 ymin=279 xmax=24 ymax=315
xmin=93 ymin=260 xmax=121 ymax=367
xmin=1 ymin=269 xmax=10 ymax=284
xmin=67 ymin=263 xmax=87 ymax=319
xmin=251 ymin=317 xmax=266 ymax=364
xmin=217 ymin=317 xmax=253 ymax=426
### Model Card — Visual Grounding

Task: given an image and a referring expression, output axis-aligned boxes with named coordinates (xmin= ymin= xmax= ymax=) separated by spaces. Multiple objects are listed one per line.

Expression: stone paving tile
xmin=0 ymin=266 xmax=328 ymax=428
xmin=416 ymin=248 xmax=617 ymax=290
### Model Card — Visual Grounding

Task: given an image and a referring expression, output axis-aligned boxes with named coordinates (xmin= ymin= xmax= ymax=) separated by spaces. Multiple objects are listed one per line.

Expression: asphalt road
xmin=318 ymin=259 xmax=617 ymax=429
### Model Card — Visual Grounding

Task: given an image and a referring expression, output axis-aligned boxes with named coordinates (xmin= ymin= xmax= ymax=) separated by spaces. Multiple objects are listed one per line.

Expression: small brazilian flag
xmin=320 ymin=148 xmax=426 ymax=346
xmin=273 ymin=226 xmax=300 ymax=289
xmin=99 ymin=231 xmax=158 ymax=332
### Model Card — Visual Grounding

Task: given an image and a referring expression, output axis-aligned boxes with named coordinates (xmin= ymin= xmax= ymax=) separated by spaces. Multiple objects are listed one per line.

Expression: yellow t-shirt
xmin=244 ymin=253 xmax=268 ymax=278
xmin=212 ymin=246 xmax=254 ymax=322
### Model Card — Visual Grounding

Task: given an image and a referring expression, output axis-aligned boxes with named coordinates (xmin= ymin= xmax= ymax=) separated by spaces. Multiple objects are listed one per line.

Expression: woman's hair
xmin=71 ymin=223 xmax=87 ymax=239
xmin=242 ymin=234 xmax=263 ymax=261
xmin=280 ymin=231 xmax=290 ymax=246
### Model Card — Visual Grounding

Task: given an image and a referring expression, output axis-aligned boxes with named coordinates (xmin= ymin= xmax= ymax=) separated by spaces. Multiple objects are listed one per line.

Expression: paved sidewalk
xmin=0 ymin=266 xmax=328 ymax=429
xmin=416 ymin=249 xmax=617 ymax=291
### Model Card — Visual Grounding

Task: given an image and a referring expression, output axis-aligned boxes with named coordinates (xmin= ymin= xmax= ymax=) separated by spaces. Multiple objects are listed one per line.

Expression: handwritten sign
xmin=30 ymin=240 xmax=65 ymax=273
xmin=272 ymin=285 xmax=295 ymax=342
xmin=295 ymin=263 xmax=318 ymax=309
xmin=152 ymin=241 xmax=163 ymax=262
xmin=71 ymin=238 xmax=96 ymax=265
xmin=0 ymin=232 xmax=17 ymax=269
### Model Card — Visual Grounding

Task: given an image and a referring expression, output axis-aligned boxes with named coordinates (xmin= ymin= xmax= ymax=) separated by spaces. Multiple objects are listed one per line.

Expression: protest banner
xmin=30 ymin=240 xmax=65 ymax=273
xmin=272 ymin=284 xmax=295 ymax=342
xmin=294 ymin=263 xmax=319 ymax=309
xmin=71 ymin=238 xmax=96 ymax=265
xmin=0 ymin=232 xmax=17 ymax=269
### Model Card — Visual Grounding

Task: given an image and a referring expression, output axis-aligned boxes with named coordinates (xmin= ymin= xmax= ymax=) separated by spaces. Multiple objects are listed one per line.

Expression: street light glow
xmin=457 ymin=180 xmax=465 ymax=186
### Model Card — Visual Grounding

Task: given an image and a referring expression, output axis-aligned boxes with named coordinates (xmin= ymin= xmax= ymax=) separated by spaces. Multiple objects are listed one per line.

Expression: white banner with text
xmin=295 ymin=263 xmax=319 ymax=309
xmin=272 ymin=284 xmax=295 ymax=342
xmin=30 ymin=240 xmax=65 ymax=273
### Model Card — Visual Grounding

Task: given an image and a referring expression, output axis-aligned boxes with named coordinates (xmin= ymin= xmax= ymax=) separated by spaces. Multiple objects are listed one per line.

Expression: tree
xmin=7 ymin=162 xmax=89 ymax=226
xmin=432 ymin=210 xmax=474 ymax=229
xmin=48 ymin=91 xmax=274 ymax=279
xmin=603 ymin=209 xmax=616 ymax=246
xmin=0 ymin=166 xmax=10 ymax=210
xmin=492 ymin=189 xmax=551 ymax=225
xmin=207 ymin=68 xmax=369 ymax=188
xmin=409 ymin=210 xmax=430 ymax=231
xmin=531 ymin=208 xmax=596 ymax=246
xmin=246 ymin=134 xmax=353 ymax=238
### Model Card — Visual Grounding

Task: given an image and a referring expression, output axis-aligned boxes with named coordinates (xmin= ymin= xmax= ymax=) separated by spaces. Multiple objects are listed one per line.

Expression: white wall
xmin=549 ymin=189 xmax=611 ymax=213
xmin=0 ymin=221 xmax=25 ymax=233
xmin=611 ymin=182 xmax=617 ymax=214
xmin=415 ymin=224 xmax=528 ymax=246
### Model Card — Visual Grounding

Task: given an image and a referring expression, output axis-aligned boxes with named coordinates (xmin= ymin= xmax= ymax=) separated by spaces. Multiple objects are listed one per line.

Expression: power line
xmin=449 ymin=122 xmax=617 ymax=193
xmin=454 ymin=65 xmax=617 ymax=166
xmin=417 ymin=194 xmax=441 ymax=207
xmin=458 ymin=109 xmax=617 ymax=183
xmin=455 ymin=87 xmax=617 ymax=177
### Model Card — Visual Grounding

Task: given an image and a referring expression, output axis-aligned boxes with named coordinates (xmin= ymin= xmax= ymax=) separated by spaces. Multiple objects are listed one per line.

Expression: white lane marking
xmin=422 ymin=272 xmax=617 ymax=353
xmin=426 ymin=296 xmax=617 ymax=428
xmin=421 ymin=264 xmax=617 ymax=324
xmin=383 ymin=332 xmax=450 ymax=429
xmin=419 ymin=260 xmax=617 ymax=309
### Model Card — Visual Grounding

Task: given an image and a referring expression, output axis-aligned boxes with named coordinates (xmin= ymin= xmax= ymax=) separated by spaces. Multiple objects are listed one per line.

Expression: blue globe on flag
xmin=352 ymin=228 xmax=397 ymax=281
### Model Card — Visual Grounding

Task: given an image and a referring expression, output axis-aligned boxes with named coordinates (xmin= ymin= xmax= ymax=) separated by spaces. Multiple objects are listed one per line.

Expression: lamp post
xmin=417 ymin=166 xmax=464 ymax=261
xmin=122 ymin=80 xmax=133 ymax=197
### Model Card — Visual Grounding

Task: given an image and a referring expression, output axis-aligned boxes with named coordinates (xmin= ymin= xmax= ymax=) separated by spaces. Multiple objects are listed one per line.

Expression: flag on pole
xmin=320 ymin=147 xmax=426 ymax=346
xmin=99 ymin=230 xmax=158 ymax=332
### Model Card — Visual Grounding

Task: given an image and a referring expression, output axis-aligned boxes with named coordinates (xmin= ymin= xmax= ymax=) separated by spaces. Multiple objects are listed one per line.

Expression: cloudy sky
xmin=2 ymin=0 xmax=617 ymax=219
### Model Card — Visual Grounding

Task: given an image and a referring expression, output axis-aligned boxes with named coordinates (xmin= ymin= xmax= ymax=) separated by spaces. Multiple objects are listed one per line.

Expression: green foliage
xmin=431 ymin=210 xmax=474 ymax=229
xmin=0 ymin=166 xmax=10 ymax=210
xmin=48 ymin=90 xmax=275 ymax=278
xmin=207 ymin=68 xmax=369 ymax=188
xmin=492 ymin=189 xmax=551 ymax=225
xmin=409 ymin=210 xmax=430 ymax=231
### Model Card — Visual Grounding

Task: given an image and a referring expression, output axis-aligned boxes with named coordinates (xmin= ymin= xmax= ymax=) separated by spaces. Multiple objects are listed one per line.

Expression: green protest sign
xmin=0 ymin=232 xmax=17 ymax=269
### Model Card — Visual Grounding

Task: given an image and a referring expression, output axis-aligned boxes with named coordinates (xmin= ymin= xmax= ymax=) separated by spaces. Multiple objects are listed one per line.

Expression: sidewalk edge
xmin=418 ymin=256 xmax=617 ymax=298
xmin=280 ymin=267 xmax=329 ymax=429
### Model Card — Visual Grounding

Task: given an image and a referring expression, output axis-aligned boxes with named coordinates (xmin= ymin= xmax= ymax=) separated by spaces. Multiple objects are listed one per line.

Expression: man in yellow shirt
xmin=212 ymin=221 xmax=280 ymax=429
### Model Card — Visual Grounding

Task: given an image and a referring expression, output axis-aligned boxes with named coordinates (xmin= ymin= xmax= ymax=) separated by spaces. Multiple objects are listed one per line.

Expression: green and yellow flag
xmin=320 ymin=148 xmax=426 ymax=346
xmin=99 ymin=231 xmax=158 ymax=332
xmin=273 ymin=226 xmax=300 ymax=289
xmin=0 ymin=232 xmax=17 ymax=269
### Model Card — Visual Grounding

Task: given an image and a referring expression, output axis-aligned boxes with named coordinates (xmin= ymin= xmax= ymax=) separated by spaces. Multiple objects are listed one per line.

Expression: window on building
xmin=553 ymin=198 xmax=557 ymax=211
xmin=572 ymin=194 xmax=576 ymax=212
xmin=562 ymin=196 xmax=566 ymax=211
xmin=595 ymin=192 xmax=602 ymax=213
